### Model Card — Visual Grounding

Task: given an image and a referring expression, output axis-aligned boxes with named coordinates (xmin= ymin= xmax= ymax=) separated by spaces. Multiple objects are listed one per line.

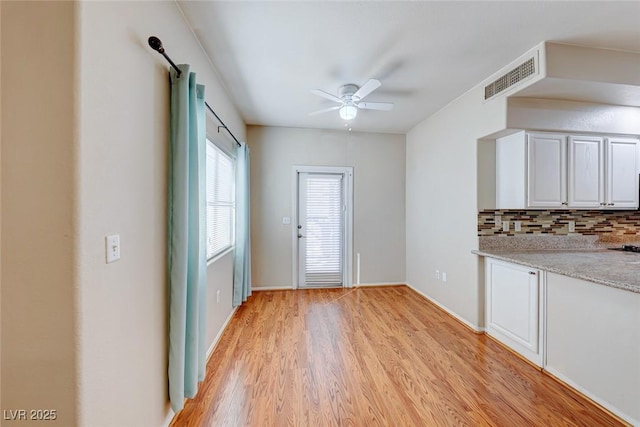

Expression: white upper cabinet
xmin=495 ymin=131 xmax=640 ymax=210
xmin=606 ymin=137 xmax=639 ymax=209
xmin=567 ymin=135 xmax=604 ymax=208
xmin=527 ymin=133 xmax=567 ymax=208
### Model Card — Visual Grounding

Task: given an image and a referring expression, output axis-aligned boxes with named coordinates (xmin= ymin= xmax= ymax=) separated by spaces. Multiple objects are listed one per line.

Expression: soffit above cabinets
xmin=510 ymin=42 xmax=640 ymax=107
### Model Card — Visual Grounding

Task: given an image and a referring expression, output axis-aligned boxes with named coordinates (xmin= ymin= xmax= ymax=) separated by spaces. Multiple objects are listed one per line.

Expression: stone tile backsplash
xmin=478 ymin=209 xmax=640 ymax=240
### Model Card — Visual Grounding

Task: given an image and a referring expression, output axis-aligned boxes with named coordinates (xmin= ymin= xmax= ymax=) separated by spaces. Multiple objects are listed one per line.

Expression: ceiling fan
xmin=309 ymin=79 xmax=394 ymax=121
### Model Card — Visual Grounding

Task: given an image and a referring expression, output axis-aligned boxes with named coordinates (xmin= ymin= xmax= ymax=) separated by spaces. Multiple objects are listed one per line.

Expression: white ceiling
xmin=177 ymin=1 xmax=640 ymax=134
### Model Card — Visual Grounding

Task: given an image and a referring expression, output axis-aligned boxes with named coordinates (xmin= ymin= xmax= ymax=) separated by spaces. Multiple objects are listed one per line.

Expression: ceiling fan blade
xmin=308 ymin=105 xmax=341 ymax=116
xmin=311 ymin=89 xmax=342 ymax=103
xmin=357 ymin=102 xmax=394 ymax=111
xmin=352 ymin=79 xmax=382 ymax=101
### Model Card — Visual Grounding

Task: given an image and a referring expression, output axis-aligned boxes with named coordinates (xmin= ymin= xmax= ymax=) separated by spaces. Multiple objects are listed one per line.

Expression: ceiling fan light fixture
xmin=339 ymin=105 xmax=357 ymax=121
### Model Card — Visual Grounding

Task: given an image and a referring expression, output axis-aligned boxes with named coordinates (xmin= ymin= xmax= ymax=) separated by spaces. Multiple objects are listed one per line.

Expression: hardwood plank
xmin=171 ymin=286 xmax=627 ymax=427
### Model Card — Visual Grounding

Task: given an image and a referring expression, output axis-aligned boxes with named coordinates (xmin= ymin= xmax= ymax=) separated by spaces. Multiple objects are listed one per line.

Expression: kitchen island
xmin=473 ymin=248 xmax=640 ymax=294
xmin=474 ymin=248 xmax=640 ymax=426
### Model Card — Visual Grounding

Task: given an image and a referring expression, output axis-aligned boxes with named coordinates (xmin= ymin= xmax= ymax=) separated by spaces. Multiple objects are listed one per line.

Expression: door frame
xmin=291 ymin=165 xmax=354 ymax=289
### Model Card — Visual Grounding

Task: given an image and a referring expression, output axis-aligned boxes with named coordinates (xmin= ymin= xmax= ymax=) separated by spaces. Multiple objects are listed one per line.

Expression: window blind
xmin=206 ymin=140 xmax=235 ymax=259
xmin=304 ymin=174 xmax=344 ymax=284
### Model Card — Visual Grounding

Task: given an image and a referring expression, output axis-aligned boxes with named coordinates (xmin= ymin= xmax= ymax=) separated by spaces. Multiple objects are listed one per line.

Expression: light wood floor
xmin=171 ymin=286 xmax=624 ymax=426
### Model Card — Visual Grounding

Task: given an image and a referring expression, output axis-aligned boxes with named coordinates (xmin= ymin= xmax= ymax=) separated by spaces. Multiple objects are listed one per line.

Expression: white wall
xmin=248 ymin=125 xmax=406 ymax=288
xmin=406 ymin=87 xmax=506 ymax=328
xmin=1 ymin=2 xmax=78 ymax=426
xmin=76 ymin=2 xmax=244 ymax=426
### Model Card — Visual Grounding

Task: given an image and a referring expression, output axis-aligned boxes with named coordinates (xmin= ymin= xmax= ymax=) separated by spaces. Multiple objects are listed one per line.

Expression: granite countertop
xmin=472 ymin=248 xmax=640 ymax=294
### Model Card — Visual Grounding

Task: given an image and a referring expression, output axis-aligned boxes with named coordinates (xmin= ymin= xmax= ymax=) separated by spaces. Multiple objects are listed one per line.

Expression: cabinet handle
xmin=529 ymin=271 xmax=537 ymax=275
xmin=600 ymin=202 xmax=606 ymax=206
xmin=607 ymin=203 xmax=615 ymax=206
xmin=561 ymin=202 xmax=568 ymax=206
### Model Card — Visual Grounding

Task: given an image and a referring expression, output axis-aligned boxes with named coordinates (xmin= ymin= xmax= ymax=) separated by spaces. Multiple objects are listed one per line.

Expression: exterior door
xmin=297 ymin=171 xmax=346 ymax=288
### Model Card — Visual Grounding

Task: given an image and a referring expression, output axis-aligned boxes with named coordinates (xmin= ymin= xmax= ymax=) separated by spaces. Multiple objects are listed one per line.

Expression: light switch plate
xmin=106 ymin=234 xmax=121 ymax=263
xmin=514 ymin=221 xmax=521 ymax=232
xmin=568 ymin=221 xmax=575 ymax=233
xmin=442 ymin=272 xmax=447 ymax=282
xmin=495 ymin=215 xmax=502 ymax=228
xmin=502 ymin=221 xmax=509 ymax=232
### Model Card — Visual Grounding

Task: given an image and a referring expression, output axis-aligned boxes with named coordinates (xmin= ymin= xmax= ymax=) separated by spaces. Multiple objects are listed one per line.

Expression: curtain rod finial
xmin=148 ymin=36 xmax=164 ymax=54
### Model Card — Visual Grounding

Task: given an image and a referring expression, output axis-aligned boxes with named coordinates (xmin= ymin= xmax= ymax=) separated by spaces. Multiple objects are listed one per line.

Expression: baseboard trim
xmin=251 ymin=285 xmax=293 ymax=291
xmin=162 ymin=405 xmax=175 ymax=427
xmin=207 ymin=306 xmax=239 ymax=358
xmin=405 ymin=283 xmax=484 ymax=333
xmin=355 ymin=282 xmax=405 ymax=287
xmin=543 ymin=366 xmax=638 ymax=427
xmin=164 ymin=306 xmax=239 ymax=426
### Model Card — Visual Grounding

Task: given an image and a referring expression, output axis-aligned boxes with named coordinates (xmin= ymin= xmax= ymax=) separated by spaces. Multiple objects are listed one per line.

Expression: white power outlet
xmin=216 ymin=290 xmax=221 ymax=303
xmin=105 ymin=234 xmax=121 ymax=264
xmin=442 ymin=272 xmax=447 ymax=282
xmin=514 ymin=221 xmax=522 ymax=232
xmin=282 ymin=217 xmax=291 ymax=225
xmin=502 ymin=221 xmax=509 ymax=232
xmin=435 ymin=270 xmax=440 ymax=280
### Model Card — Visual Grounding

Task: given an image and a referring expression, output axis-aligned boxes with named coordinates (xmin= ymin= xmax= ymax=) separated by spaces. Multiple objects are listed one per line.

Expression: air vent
xmin=484 ymin=57 xmax=536 ymax=100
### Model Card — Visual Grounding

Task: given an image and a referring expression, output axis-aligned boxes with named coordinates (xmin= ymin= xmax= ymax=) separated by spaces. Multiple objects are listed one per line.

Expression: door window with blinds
xmin=206 ymin=139 xmax=235 ymax=260
xmin=297 ymin=172 xmax=345 ymax=287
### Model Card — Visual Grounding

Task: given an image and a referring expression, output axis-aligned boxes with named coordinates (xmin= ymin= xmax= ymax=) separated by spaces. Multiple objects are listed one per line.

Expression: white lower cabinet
xmin=485 ymin=258 xmax=544 ymax=366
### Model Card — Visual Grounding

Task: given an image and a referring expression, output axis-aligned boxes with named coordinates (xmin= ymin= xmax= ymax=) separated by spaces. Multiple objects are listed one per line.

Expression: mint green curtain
xmin=168 ymin=64 xmax=207 ymax=412
xmin=233 ymin=142 xmax=251 ymax=306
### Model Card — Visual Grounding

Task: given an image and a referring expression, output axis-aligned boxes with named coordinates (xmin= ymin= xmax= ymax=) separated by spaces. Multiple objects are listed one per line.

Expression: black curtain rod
xmin=148 ymin=36 xmax=242 ymax=148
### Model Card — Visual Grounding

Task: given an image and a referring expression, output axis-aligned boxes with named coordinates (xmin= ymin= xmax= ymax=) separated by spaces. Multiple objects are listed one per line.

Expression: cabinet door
xmin=527 ymin=133 xmax=567 ymax=208
xmin=606 ymin=137 xmax=639 ymax=209
xmin=486 ymin=259 xmax=542 ymax=366
xmin=567 ymin=136 xmax=604 ymax=208
xmin=496 ymin=131 xmax=526 ymax=209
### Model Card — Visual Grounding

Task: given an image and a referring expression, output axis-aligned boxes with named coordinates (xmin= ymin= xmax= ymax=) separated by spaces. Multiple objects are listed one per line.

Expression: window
xmin=206 ymin=139 xmax=235 ymax=259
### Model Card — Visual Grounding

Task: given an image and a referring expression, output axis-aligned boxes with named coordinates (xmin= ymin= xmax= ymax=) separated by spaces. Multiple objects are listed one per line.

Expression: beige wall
xmin=1 ymin=2 xmax=78 ymax=425
xmin=406 ymin=87 xmax=506 ymax=329
xmin=0 ymin=0 xmax=3 ymax=410
xmin=1 ymin=2 xmax=244 ymax=426
xmin=248 ymin=125 xmax=405 ymax=287
xmin=76 ymin=2 xmax=245 ymax=426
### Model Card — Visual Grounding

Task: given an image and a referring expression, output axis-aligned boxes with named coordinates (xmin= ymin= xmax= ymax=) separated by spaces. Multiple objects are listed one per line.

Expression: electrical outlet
xmin=502 ymin=221 xmax=509 ymax=232
xmin=105 ymin=234 xmax=120 ymax=263
xmin=216 ymin=290 xmax=221 ymax=303
xmin=282 ymin=216 xmax=291 ymax=225
xmin=568 ymin=221 xmax=575 ymax=233
xmin=514 ymin=221 xmax=521 ymax=232
xmin=435 ymin=270 xmax=440 ymax=280
xmin=442 ymin=272 xmax=447 ymax=282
